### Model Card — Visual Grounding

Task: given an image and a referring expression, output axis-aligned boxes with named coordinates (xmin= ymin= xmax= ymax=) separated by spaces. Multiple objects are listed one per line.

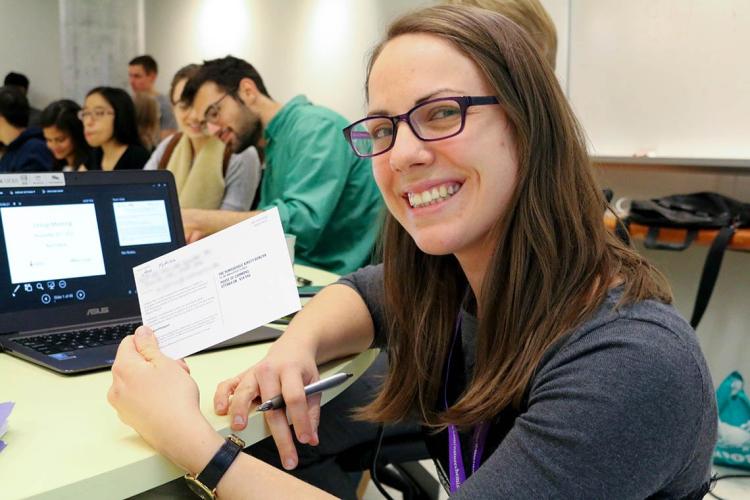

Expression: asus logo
xmin=86 ymin=306 xmax=110 ymax=316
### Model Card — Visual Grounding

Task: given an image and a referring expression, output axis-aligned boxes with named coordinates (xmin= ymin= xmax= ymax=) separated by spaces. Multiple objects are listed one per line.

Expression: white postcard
xmin=133 ymin=208 xmax=300 ymax=359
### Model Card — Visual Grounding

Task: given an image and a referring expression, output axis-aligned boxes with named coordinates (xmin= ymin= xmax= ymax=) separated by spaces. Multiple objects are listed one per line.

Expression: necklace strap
xmin=444 ymin=310 xmax=489 ymax=493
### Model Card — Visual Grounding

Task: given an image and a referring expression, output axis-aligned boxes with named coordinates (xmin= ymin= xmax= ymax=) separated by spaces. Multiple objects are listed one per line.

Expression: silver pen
xmin=256 ymin=372 xmax=353 ymax=412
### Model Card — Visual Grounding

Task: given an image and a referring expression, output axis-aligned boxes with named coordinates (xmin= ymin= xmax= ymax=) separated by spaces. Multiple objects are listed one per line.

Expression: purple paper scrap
xmin=0 ymin=401 xmax=14 ymax=422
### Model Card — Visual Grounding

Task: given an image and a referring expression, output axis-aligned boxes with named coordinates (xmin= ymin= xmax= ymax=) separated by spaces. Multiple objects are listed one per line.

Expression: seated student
xmin=144 ymin=64 xmax=261 ymax=212
xmin=178 ymin=56 xmax=383 ymax=275
xmin=0 ymin=86 xmax=53 ymax=173
xmin=40 ymin=99 xmax=92 ymax=172
xmin=276 ymin=2 xmax=561 ymax=490
xmin=80 ymin=87 xmax=150 ymax=171
xmin=226 ymin=2 xmax=559 ymax=494
xmin=133 ymin=92 xmax=161 ymax=152
xmin=107 ymin=6 xmax=717 ymax=499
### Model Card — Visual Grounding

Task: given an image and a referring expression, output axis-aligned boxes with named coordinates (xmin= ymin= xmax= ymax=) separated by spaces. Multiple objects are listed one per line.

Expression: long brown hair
xmin=359 ymin=5 xmax=671 ymax=429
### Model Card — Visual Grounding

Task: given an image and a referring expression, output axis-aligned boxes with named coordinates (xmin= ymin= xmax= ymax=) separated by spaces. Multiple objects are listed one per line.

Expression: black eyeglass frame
xmin=200 ymin=91 xmax=239 ymax=132
xmin=342 ymin=95 xmax=499 ymax=158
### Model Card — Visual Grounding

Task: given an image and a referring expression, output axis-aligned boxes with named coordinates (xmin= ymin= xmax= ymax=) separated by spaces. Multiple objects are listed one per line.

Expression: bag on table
xmin=625 ymin=192 xmax=750 ymax=328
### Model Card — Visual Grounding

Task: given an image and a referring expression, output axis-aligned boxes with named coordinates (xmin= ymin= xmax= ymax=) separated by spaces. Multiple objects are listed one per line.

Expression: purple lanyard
xmin=444 ymin=312 xmax=490 ymax=494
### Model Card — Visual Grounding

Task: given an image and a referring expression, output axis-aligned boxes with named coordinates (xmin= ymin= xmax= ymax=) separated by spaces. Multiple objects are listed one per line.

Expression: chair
xmin=335 ymin=431 xmax=441 ymax=500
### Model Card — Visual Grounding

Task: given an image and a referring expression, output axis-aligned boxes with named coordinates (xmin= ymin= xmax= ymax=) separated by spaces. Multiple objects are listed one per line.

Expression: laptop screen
xmin=0 ymin=171 xmax=184 ymax=333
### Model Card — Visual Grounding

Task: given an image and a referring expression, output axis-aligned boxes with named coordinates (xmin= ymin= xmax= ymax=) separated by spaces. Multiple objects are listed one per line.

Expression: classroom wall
xmin=143 ymin=0 xmax=434 ymax=122
xmin=568 ymin=0 xmax=750 ymax=159
xmin=59 ymin=0 xmax=144 ymax=103
xmin=0 ymin=0 xmax=563 ymax=119
xmin=0 ymin=0 xmax=64 ymax=109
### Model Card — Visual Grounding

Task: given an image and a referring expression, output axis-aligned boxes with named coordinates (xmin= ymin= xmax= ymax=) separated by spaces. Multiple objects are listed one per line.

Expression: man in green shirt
xmin=180 ymin=56 xmax=382 ymax=275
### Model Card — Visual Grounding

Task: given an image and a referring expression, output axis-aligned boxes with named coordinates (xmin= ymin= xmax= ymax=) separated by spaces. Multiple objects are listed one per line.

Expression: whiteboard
xmin=567 ymin=0 xmax=750 ymax=160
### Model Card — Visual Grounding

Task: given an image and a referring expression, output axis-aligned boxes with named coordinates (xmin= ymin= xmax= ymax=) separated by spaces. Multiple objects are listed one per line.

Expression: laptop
xmin=0 ymin=171 xmax=280 ymax=374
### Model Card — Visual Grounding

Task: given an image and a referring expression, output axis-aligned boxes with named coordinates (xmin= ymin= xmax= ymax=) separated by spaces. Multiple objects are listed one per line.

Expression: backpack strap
xmin=643 ymin=226 xmax=697 ymax=251
xmin=615 ymin=220 xmax=631 ymax=246
xmin=614 ymin=213 xmax=631 ymax=246
xmin=690 ymin=223 xmax=737 ymax=329
xmin=157 ymin=133 xmax=183 ymax=170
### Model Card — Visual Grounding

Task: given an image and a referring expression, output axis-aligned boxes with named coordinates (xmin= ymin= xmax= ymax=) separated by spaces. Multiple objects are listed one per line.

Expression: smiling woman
xmin=339 ymin=9 xmax=716 ymax=497
xmin=106 ymin=5 xmax=717 ymax=499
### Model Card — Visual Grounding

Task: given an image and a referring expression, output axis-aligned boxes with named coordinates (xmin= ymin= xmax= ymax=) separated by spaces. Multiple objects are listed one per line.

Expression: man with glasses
xmin=0 ymin=86 xmax=53 ymax=173
xmin=180 ymin=56 xmax=382 ymax=275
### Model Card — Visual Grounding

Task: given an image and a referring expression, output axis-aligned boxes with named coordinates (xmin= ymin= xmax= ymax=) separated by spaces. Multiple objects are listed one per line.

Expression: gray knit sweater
xmin=338 ymin=264 xmax=717 ymax=499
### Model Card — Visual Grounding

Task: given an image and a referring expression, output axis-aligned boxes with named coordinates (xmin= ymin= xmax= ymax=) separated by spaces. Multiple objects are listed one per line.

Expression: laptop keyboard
xmin=15 ymin=322 xmax=140 ymax=356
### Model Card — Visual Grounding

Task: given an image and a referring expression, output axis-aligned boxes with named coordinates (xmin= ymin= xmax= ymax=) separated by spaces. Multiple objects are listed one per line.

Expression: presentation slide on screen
xmin=113 ymin=200 xmax=171 ymax=247
xmin=1 ymin=204 xmax=106 ymax=284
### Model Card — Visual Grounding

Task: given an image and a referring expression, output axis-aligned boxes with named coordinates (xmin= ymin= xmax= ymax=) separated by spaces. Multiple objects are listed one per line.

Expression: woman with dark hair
xmin=143 ymin=64 xmax=261 ymax=211
xmin=107 ymin=6 xmax=716 ymax=499
xmin=40 ymin=99 xmax=91 ymax=171
xmin=80 ymin=86 xmax=150 ymax=170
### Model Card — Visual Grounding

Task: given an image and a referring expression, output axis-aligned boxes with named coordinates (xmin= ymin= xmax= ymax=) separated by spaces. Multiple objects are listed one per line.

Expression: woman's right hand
xmin=213 ymin=337 xmax=321 ymax=470
xmin=213 ymin=282 xmax=378 ymax=470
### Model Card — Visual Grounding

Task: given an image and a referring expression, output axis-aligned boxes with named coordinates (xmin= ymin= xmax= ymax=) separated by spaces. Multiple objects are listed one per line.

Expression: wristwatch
xmin=184 ymin=434 xmax=245 ymax=499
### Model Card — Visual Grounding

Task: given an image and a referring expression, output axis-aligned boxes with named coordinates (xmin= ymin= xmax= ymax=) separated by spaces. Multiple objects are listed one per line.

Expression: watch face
xmin=185 ymin=475 xmax=216 ymax=500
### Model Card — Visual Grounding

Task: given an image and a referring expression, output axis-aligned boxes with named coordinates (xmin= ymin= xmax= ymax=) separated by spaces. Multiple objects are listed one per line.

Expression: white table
xmin=0 ymin=265 xmax=378 ymax=500
xmin=707 ymin=465 xmax=750 ymax=499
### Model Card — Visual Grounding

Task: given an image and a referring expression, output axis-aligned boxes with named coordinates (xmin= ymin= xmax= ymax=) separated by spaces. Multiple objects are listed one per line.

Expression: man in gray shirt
xmin=128 ymin=55 xmax=177 ymax=139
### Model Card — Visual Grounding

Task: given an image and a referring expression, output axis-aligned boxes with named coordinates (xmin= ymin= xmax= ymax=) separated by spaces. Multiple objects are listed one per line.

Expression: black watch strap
xmin=196 ymin=435 xmax=245 ymax=491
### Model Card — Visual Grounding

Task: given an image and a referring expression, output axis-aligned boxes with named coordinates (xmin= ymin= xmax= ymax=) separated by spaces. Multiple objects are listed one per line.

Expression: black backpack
xmin=625 ymin=192 xmax=750 ymax=329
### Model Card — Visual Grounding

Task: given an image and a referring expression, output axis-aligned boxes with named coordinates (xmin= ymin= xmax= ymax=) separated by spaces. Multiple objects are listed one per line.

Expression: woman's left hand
xmin=108 ymin=326 xmax=223 ymax=475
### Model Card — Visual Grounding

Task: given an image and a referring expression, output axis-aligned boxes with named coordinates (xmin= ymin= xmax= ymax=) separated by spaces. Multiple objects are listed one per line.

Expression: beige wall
xmin=569 ymin=0 xmax=750 ymax=159
xmin=144 ymin=0 xmax=434 ymax=121
xmin=0 ymin=0 xmax=63 ymax=109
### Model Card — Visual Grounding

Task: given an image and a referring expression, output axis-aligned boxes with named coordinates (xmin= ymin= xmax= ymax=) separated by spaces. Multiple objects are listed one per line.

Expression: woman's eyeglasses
xmin=77 ymin=108 xmax=114 ymax=121
xmin=342 ymin=96 xmax=499 ymax=158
